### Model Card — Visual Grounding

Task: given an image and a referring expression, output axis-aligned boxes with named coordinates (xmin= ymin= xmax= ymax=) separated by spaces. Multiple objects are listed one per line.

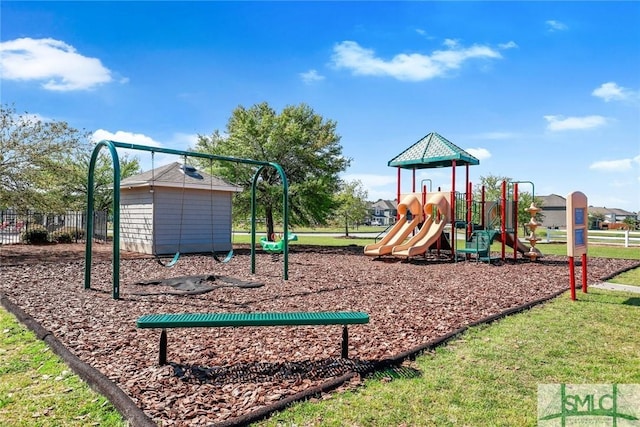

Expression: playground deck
xmin=0 ymin=244 xmax=637 ymax=426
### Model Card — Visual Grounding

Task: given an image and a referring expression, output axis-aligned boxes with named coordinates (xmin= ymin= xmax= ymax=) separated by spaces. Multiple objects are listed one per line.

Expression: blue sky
xmin=2 ymin=1 xmax=639 ymax=212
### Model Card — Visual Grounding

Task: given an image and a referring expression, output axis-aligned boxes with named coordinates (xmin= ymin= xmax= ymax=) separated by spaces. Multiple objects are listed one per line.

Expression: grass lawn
xmin=258 ymin=288 xmax=640 ymax=426
xmin=1 ymin=240 xmax=638 ymax=426
xmin=0 ymin=309 xmax=125 ymax=426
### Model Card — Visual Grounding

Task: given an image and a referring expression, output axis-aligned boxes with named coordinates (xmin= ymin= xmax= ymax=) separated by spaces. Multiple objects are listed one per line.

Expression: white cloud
xmin=589 ymin=155 xmax=640 ymax=172
xmin=544 ymin=115 xmax=607 ymax=131
xmin=331 ymin=39 xmax=505 ymax=82
xmin=299 ymin=69 xmax=325 ymax=84
xmin=342 ymin=173 xmax=397 ymax=201
xmin=592 ymin=82 xmax=635 ymax=102
xmin=168 ymin=132 xmax=199 ymax=151
xmin=0 ymin=37 xmax=116 ymax=91
xmin=92 ymin=129 xmax=161 ymax=147
xmin=465 ymin=147 xmax=491 ymax=160
xmin=498 ymin=41 xmax=518 ymax=50
xmin=546 ymin=20 xmax=568 ymax=32
xmin=92 ymin=130 xmax=204 ymax=171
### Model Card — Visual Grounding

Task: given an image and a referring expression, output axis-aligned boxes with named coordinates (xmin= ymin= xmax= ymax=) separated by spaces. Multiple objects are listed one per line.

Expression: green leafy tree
xmin=474 ymin=174 xmax=544 ymax=234
xmin=622 ymin=216 xmax=638 ymax=230
xmin=0 ymin=104 xmax=87 ymax=212
xmin=63 ymin=149 xmax=141 ymax=213
xmin=195 ymin=102 xmax=350 ymax=239
xmin=333 ymin=180 xmax=369 ymax=237
xmin=0 ymin=104 xmax=141 ymax=214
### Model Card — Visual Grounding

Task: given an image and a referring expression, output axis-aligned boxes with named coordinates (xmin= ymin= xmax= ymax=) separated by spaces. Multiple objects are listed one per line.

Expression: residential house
xmin=537 ymin=194 xmax=567 ymax=229
xmin=368 ymin=199 xmax=397 ymax=226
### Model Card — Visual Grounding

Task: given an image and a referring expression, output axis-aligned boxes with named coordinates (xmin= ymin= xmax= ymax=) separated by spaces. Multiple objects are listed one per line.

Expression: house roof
xmin=370 ymin=199 xmax=397 ymax=211
xmin=538 ymin=194 xmax=566 ymax=208
xmin=121 ymin=162 xmax=242 ymax=192
xmin=388 ymin=132 xmax=479 ymax=169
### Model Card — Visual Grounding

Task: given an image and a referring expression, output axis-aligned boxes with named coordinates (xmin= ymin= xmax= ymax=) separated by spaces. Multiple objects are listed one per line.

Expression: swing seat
xmin=259 ymin=234 xmax=297 ymax=254
xmin=155 ymin=251 xmax=180 ymax=268
xmin=213 ymin=249 xmax=234 ymax=263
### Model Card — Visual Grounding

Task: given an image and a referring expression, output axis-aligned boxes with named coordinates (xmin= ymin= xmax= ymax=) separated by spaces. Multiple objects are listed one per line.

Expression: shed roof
xmin=120 ymin=162 xmax=242 ymax=192
xmin=538 ymin=194 xmax=566 ymax=208
xmin=388 ymin=132 xmax=479 ymax=169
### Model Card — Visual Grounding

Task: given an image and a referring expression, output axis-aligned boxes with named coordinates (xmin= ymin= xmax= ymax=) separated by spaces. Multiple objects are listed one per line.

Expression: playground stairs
xmin=456 ymin=228 xmax=499 ymax=263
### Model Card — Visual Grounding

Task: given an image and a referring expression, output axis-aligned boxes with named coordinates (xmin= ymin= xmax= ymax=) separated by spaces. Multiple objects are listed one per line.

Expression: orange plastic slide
xmin=391 ymin=192 xmax=450 ymax=259
xmin=364 ymin=194 xmax=423 ymax=257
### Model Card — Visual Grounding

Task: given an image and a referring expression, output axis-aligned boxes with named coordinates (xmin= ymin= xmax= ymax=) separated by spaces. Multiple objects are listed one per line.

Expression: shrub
xmin=73 ymin=228 xmax=85 ymax=240
xmin=51 ymin=229 xmax=74 ymax=244
xmin=21 ymin=225 xmax=49 ymax=244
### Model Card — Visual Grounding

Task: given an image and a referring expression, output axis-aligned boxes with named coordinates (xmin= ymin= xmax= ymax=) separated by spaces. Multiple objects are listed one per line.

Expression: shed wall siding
xmin=120 ymin=189 xmax=153 ymax=253
xmin=153 ymin=188 xmax=233 ymax=254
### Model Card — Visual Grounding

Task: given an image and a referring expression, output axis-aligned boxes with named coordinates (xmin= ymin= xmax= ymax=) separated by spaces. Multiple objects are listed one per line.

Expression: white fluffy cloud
xmin=92 ymin=129 xmax=161 ymax=147
xmin=465 ymin=147 xmax=491 ymax=161
xmin=331 ymin=39 xmax=511 ymax=81
xmin=592 ymin=82 xmax=635 ymax=102
xmin=0 ymin=37 xmax=114 ymax=91
xmin=589 ymin=155 xmax=640 ymax=172
xmin=299 ymin=69 xmax=325 ymax=84
xmin=544 ymin=115 xmax=607 ymax=131
xmin=546 ymin=20 xmax=568 ymax=32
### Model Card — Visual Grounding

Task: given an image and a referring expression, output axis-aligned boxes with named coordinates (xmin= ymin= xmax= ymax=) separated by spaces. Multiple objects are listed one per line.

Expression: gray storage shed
xmin=119 ymin=162 xmax=242 ymax=255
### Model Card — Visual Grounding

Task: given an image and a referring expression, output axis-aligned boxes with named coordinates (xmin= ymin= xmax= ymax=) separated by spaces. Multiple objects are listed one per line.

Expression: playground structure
xmin=365 ymin=132 xmax=543 ymax=262
xmin=84 ymin=140 xmax=290 ymax=299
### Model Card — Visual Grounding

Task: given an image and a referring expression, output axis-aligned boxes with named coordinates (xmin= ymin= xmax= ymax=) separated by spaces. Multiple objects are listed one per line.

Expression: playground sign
xmin=566 ymin=191 xmax=588 ymax=300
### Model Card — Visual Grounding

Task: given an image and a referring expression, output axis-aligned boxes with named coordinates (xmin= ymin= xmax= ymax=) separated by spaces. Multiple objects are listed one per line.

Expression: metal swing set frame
xmin=84 ymin=140 xmax=290 ymax=299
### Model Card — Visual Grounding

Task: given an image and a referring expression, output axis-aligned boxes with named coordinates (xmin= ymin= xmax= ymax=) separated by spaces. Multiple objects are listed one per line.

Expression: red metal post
xmin=581 ymin=253 xmax=588 ymax=293
xmin=467 ymin=181 xmax=472 ymax=238
xmin=569 ymin=256 xmax=576 ymax=300
xmin=501 ymin=180 xmax=506 ymax=260
xmin=451 ymin=160 xmax=456 ymax=257
xmin=412 ymin=168 xmax=416 ymax=193
xmin=481 ymin=185 xmax=486 ymax=229
xmin=396 ymin=167 xmax=401 ymax=220
xmin=513 ymin=182 xmax=518 ymax=261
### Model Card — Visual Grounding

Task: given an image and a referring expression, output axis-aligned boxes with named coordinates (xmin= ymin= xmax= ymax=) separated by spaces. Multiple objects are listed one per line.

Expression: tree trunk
xmin=265 ymin=206 xmax=275 ymax=241
xmin=344 ymin=216 xmax=349 ymax=237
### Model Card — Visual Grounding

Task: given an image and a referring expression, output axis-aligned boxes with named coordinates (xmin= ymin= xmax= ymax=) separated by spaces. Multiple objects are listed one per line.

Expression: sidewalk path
xmin=590 ymin=282 xmax=640 ymax=294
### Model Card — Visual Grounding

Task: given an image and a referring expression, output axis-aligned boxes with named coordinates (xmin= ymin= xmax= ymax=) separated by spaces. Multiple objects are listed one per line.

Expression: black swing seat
xmin=155 ymin=251 xmax=180 ymax=268
xmin=212 ymin=249 xmax=233 ymax=263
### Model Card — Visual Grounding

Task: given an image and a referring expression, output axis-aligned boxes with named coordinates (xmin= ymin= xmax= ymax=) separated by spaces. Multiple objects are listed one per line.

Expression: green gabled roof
xmin=388 ymin=132 xmax=479 ymax=169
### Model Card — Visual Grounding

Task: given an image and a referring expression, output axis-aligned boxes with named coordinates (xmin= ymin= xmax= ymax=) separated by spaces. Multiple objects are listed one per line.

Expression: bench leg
xmin=159 ymin=329 xmax=167 ymax=365
xmin=341 ymin=325 xmax=349 ymax=358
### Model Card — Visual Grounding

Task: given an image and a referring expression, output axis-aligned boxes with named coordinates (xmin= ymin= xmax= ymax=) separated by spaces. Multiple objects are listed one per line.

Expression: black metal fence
xmin=0 ymin=210 xmax=108 ymax=244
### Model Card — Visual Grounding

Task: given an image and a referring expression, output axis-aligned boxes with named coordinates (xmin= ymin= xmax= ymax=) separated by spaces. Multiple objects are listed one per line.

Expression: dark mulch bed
xmin=1 ymin=243 xmax=637 ymax=426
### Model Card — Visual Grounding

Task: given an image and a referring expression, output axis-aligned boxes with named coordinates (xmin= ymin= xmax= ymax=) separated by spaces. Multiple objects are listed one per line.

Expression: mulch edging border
xmin=0 ymin=284 xmax=570 ymax=427
xmin=0 ymin=293 xmax=156 ymax=427
xmin=4 ymin=254 xmax=639 ymax=427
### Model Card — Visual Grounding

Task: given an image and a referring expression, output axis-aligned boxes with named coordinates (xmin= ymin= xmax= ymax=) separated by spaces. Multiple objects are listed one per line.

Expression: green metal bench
xmin=136 ymin=311 xmax=370 ymax=365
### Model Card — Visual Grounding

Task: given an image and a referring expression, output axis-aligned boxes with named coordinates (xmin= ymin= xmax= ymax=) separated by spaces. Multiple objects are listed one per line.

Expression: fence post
xmin=546 ymin=228 xmax=551 ymax=243
xmin=625 ymin=229 xmax=630 ymax=248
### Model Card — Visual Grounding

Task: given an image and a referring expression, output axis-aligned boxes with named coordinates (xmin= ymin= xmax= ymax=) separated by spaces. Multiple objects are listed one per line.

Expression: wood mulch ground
xmin=1 ymin=242 xmax=638 ymax=426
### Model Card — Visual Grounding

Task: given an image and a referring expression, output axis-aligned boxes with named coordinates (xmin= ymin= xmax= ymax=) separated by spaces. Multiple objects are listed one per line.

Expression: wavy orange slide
xmin=391 ymin=192 xmax=450 ymax=259
xmin=363 ymin=194 xmax=423 ymax=257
